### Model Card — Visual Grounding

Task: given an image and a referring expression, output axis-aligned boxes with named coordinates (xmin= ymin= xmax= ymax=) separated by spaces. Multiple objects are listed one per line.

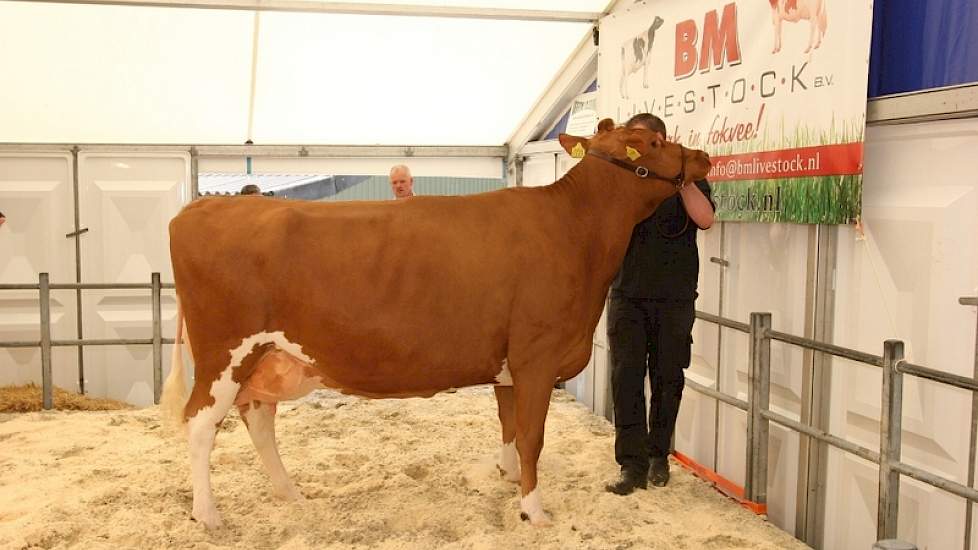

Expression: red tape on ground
xmin=671 ymin=450 xmax=768 ymax=515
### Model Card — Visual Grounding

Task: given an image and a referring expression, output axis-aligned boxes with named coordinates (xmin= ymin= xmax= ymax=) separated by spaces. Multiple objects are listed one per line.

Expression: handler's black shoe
xmin=605 ymin=468 xmax=648 ymax=495
xmin=649 ymin=456 xmax=670 ymax=487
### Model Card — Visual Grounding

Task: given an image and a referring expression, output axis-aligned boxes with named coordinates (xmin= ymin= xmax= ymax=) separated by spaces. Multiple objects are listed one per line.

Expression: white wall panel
xmin=0 ymin=154 xmax=78 ymax=390
xmin=78 ymin=153 xmax=190 ymax=405
xmin=519 ymin=154 xmax=557 ymax=188
xmin=824 ymin=118 xmax=978 ymax=549
xmin=676 ymin=225 xmax=723 ymax=469
xmin=716 ymin=222 xmax=811 ymax=533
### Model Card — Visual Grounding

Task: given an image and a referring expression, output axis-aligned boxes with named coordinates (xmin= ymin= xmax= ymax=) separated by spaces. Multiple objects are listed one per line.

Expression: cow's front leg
xmin=642 ymin=60 xmax=650 ymax=89
xmin=239 ymin=400 xmax=303 ymax=501
xmin=514 ymin=373 xmax=555 ymax=526
xmin=771 ymin=8 xmax=782 ymax=53
xmin=493 ymin=385 xmax=520 ymax=483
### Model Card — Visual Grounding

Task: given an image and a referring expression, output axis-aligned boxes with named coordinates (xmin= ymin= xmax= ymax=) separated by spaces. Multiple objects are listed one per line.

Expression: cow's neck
xmin=547 ymin=158 xmax=674 ymax=288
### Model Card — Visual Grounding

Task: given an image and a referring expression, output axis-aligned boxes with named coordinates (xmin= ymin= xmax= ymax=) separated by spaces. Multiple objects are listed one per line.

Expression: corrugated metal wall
xmin=319 ymin=176 xmax=505 ymax=202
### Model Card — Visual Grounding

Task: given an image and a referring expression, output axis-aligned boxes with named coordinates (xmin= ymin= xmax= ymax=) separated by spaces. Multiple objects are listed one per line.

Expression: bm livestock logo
xmin=617 ymin=1 xmax=834 ymax=148
xmin=675 ymin=0 xmax=829 ymax=80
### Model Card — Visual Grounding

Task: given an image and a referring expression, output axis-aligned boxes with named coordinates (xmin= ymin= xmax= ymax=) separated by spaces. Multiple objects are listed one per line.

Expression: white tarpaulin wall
xmin=0 ymin=1 xmax=604 ymax=145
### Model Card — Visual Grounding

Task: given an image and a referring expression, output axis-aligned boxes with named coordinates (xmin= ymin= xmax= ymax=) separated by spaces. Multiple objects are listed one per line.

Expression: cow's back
xmin=169 ymin=193 xmax=536 ymax=395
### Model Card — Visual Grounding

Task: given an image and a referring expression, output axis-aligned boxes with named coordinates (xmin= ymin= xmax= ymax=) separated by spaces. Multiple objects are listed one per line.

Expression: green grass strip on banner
xmin=711 ymin=175 xmax=862 ymax=224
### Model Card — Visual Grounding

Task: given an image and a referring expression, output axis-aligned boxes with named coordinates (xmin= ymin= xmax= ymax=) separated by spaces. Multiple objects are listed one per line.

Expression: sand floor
xmin=0 ymin=387 xmax=809 ymax=549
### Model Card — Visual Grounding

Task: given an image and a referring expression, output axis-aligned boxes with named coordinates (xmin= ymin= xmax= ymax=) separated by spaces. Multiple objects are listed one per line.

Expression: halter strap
xmin=585 ymin=146 xmax=687 ymax=188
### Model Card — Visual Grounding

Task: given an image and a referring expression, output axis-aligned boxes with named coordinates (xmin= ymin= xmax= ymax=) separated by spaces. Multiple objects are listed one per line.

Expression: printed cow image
xmin=620 ymin=16 xmax=665 ymax=99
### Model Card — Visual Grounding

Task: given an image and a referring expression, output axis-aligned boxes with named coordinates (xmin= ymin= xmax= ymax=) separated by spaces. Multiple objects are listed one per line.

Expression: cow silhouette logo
xmin=619 ymin=16 xmax=665 ymax=99
xmin=768 ymin=0 xmax=828 ymax=54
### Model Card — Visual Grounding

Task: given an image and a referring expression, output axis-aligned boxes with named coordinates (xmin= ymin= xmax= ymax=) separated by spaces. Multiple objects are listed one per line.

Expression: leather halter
xmin=585 ymin=145 xmax=687 ymax=188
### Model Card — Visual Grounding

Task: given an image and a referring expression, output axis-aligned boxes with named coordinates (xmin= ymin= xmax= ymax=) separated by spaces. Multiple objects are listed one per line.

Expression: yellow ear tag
xmin=625 ymin=146 xmax=641 ymax=161
xmin=571 ymin=142 xmax=586 ymax=158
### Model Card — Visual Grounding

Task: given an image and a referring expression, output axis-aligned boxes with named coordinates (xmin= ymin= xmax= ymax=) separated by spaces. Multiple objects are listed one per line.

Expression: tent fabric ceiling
xmin=295 ymin=1 xmax=606 ymax=9
xmin=0 ymin=2 xmax=604 ymax=146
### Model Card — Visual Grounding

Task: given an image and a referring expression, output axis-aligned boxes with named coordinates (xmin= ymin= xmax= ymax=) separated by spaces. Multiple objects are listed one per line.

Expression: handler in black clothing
xmin=606 ymin=113 xmax=716 ymax=495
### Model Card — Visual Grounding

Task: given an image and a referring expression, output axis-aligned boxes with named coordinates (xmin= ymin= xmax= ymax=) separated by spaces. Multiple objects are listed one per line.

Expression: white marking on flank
xmin=230 ymin=331 xmax=315 ymax=368
xmin=186 ymin=331 xmax=312 ymax=528
xmin=494 ymin=358 xmax=513 ymax=386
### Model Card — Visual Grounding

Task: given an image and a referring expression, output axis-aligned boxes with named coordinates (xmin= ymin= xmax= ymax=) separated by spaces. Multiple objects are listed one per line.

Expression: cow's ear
xmin=559 ymin=134 xmax=589 ymax=159
xmin=597 ymin=118 xmax=616 ymax=133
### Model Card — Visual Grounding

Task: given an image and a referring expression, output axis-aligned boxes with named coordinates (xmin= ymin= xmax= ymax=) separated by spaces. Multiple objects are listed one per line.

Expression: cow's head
xmin=558 ymin=118 xmax=711 ymax=188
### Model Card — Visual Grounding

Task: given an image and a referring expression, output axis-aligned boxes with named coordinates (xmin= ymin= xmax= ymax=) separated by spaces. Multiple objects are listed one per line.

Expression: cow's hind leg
xmin=493 ymin=385 xmax=520 ymax=483
xmin=812 ymin=1 xmax=826 ymax=50
xmin=239 ymin=400 xmax=302 ymax=501
xmin=186 ymin=366 xmax=240 ymax=529
xmin=513 ymin=372 xmax=555 ymax=526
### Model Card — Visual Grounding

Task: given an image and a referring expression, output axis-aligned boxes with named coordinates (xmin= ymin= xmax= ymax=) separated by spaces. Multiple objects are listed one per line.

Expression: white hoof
xmin=519 ymin=488 xmax=551 ymax=526
xmin=273 ymin=485 xmax=304 ymax=501
xmin=192 ymin=505 xmax=223 ymax=529
xmin=521 ymin=510 xmax=552 ymax=527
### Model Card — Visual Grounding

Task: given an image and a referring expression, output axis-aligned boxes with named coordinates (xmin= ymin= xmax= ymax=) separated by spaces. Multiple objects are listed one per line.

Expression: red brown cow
xmin=161 ymin=119 xmax=711 ymax=529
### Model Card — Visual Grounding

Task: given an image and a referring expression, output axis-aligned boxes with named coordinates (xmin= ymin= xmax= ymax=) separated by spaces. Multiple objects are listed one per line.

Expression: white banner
xmin=597 ymin=0 xmax=874 ymax=223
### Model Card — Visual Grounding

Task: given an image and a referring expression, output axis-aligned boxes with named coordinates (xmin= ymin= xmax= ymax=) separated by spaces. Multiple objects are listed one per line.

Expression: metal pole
xmin=714 ymin=222 xmax=727 ymax=473
xmin=965 ymin=295 xmax=978 ymax=550
xmin=190 ymin=147 xmax=200 ymax=200
xmin=873 ymin=540 xmax=917 ymax=550
xmin=891 ymin=461 xmax=978 ymax=503
xmin=697 ymin=310 xmax=751 ymax=333
xmin=39 ymin=273 xmax=53 ymax=410
xmin=746 ymin=312 xmax=772 ymax=503
xmin=797 ymin=223 xmax=820 ymax=541
xmin=878 ymin=339 xmax=906 ymax=540
xmin=685 ymin=378 xmax=750 ymax=410
xmin=763 ymin=409 xmax=880 ymax=464
xmin=71 ymin=146 xmax=86 ymax=394
xmin=513 ymin=156 xmax=524 ymax=187
xmin=5 ymin=1 xmax=603 ymax=23
xmin=151 ymin=272 xmax=163 ymax=405
xmin=246 ymin=12 xmax=261 ymax=145
xmin=799 ymin=222 xmax=837 ymax=546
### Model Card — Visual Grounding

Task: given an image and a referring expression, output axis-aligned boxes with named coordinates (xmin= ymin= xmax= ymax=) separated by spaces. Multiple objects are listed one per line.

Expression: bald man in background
xmin=389 ymin=164 xmax=415 ymax=200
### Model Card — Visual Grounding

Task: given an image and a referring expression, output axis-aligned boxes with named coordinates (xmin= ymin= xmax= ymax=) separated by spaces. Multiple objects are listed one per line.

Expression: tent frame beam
xmin=867 ymin=82 xmax=978 ymax=125
xmin=11 ymin=0 xmax=601 ymax=22
xmin=0 ymin=143 xmax=508 ymax=158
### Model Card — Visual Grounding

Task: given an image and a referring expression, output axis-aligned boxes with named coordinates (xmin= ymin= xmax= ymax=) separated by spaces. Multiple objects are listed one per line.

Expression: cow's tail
xmin=160 ymin=296 xmax=189 ymax=435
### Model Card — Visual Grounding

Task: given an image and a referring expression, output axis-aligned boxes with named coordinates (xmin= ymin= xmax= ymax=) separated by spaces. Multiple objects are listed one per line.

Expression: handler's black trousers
xmin=608 ymin=294 xmax=695 ymax=473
